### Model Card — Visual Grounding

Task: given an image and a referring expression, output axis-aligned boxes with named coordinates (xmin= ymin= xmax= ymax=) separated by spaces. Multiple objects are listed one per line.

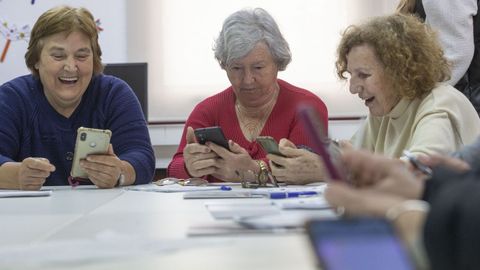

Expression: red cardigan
xmin=167 ymin=79 xmax=328 ymax=181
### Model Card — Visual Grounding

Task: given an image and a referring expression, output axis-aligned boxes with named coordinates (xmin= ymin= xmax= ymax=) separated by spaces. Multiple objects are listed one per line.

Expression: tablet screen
xmin=307 ymin=218 xmax=415 ymax=270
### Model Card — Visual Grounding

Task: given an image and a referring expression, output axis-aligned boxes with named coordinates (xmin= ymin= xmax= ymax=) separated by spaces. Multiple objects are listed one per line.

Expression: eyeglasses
xmin=155 ymin=177 xmax=209 ymax=186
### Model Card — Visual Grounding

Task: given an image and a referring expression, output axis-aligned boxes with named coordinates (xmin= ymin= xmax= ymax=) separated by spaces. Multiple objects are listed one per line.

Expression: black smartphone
xmin=256 ymin=136 xmax=285 ymax=157
xmin=306 ymin=218 xmax=415 ymax=270
xmin=194 ymin=126 xmax=229 ymax=149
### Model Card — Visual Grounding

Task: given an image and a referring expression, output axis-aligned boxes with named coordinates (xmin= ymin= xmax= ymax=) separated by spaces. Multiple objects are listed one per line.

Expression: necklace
xmin=235 ymin=89 xmax=279 ymax=141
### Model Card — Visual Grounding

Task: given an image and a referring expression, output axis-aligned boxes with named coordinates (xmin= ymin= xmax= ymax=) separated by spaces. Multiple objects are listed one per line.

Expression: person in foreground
xmin=268 ymin=13 xmax=480 ymax=184
xmin=0 ymin=6 xmax=155 ymax=190
xmin=167 ymin=8 xmax=328 ymax=183
xmin=324 ymin=147 xmax=480 ymax=270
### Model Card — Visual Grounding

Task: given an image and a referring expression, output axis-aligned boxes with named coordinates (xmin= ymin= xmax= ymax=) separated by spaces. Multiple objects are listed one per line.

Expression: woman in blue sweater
xmin=0 ymin=6 xmax=155 ymax=189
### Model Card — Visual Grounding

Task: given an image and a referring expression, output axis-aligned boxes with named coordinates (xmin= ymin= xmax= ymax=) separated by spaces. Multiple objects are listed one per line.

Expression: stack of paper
xmin=126 ymin=183 xmax=230 ymax=193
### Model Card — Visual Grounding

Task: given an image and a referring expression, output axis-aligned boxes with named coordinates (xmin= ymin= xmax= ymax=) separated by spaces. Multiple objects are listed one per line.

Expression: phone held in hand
xmin=306 ymin=218 xmax=415 ymax=270
xmin=194 ymin=126 xmax=229 ymax=149
xmin=256 ymin=136 xmax=285 ymax=157
xmin=297 ymin=105 xmax=347 ymax=181
xmin=71 ymin=127 xmax=112 ymax=179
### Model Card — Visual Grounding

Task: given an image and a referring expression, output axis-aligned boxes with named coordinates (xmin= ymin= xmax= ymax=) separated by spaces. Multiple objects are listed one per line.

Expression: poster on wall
xmin=0 ymin=18 xmax=30 ymax=63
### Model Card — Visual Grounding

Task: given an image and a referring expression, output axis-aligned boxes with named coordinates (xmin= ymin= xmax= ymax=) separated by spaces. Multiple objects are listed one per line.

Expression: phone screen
xmin=307 ymin=218 xmax=415 ymax=270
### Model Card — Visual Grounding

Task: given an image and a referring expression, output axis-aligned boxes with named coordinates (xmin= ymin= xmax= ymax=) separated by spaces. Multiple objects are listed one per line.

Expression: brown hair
xmin=335 ymin=14 xmax=450 ymax=99
xmin=25 ymin=6 xmax=103 ymax=77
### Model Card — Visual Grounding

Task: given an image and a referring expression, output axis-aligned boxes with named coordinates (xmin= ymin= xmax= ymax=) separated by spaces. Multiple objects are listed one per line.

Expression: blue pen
xmin=269 ymin=191 xmax=318 ymax=199
xmin=220 ymin=185 xmax=232 ymax=191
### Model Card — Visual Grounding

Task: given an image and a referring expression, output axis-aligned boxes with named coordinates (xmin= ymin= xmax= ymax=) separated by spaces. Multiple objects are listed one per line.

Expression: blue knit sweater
xmin=0 ymin=74 xmax=155 ymax=185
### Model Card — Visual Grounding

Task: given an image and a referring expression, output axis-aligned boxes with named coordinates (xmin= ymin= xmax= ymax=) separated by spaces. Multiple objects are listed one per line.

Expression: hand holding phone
xmin=194 ymin=126 xmax=229 ymax=149
xmin=71 ymin=127 xmax=112 ymax=179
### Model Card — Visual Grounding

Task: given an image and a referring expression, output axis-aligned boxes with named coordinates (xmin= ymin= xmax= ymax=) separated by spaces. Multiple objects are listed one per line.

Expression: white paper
xmin=187 ymin=221 xmax=301 ymax=237
xmin=205 ymin=201 xmax=280 ymax=220
xmin=235 ymin=210 xmax=337 ymax=229
xmin=272 ymin=197 xmax=331 ymax=210
xmin=183 ymin=191 xmax=264 ymax=199
xmin=126 ymin=183 xmax=229 ymax=193
xmin=0 ymin=190 xmax=52 ymax=198
xmin=249 ymin=184 xmax=327 ymax=196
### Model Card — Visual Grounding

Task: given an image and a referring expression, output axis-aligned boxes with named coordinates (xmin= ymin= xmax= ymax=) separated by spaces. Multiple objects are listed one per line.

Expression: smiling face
xmin=346 ymin=44 xmax=399 ymax=116
xmin=35 ymin=31 xmax=93 ymax=117
xmin=225 ymin=42 xmax=279 ymax=107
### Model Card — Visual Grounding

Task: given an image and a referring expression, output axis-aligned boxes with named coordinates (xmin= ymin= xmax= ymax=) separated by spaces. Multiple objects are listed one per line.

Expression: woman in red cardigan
xmin=167 ymin=8 xmax=328 ymax=184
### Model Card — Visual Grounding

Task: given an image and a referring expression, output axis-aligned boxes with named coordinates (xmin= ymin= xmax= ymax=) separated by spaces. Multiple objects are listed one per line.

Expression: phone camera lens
xmin=80 ymin=132 xmax=87 ymax=141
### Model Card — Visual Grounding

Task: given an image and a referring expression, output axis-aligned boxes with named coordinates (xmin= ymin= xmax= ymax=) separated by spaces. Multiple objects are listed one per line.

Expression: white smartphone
xmin=71 ymin=127 xmax=112 ymax=179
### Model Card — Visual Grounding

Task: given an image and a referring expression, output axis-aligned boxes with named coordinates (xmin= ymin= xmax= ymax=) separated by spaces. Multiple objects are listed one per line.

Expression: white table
xmin=0 ymin=186 xmax=320 ymax=270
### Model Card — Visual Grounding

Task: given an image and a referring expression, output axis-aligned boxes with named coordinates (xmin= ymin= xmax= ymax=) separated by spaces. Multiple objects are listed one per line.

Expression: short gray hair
xmin=214 ymin=8 xmax=291 ymax=71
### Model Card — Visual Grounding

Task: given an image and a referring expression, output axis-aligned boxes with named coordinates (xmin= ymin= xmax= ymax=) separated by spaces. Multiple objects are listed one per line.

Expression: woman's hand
xmin=268 ymin=138 xmax=325 ymax=184
xmin=418 ymin=153 xmax=470 ymax=173
xmin=80 ymin=144 xmax=131 ymax=188
xmin=325 ymin=149 xmax=427 ymax=236
xmin=207 ymin=140 xmax=257 ymax=182
xmin=341 ymin=149 xmax=424 ymax=199
xmin=325 ymin=182 xmax=428 ymax=250
xmin=183 ymin=127 xmax=219 ymax=178
xmin=17 ymin=158 xmax=55 ymax=190
xmin=325 ymin=182 xmax=405 ymax=217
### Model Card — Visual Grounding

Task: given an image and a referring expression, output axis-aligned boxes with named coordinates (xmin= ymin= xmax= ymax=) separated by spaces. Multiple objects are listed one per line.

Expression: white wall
xmin=127 ymin=0 xmax=399 ymax=121
xmin=0 ymin=0 xmax=127 ymax=83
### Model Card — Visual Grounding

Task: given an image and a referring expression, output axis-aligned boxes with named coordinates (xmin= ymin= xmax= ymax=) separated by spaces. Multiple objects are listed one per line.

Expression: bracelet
xmin=385 ymin=200 xmax=430 ymax=222
xmin=256 ymin=160 xmax=269 ymax=185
